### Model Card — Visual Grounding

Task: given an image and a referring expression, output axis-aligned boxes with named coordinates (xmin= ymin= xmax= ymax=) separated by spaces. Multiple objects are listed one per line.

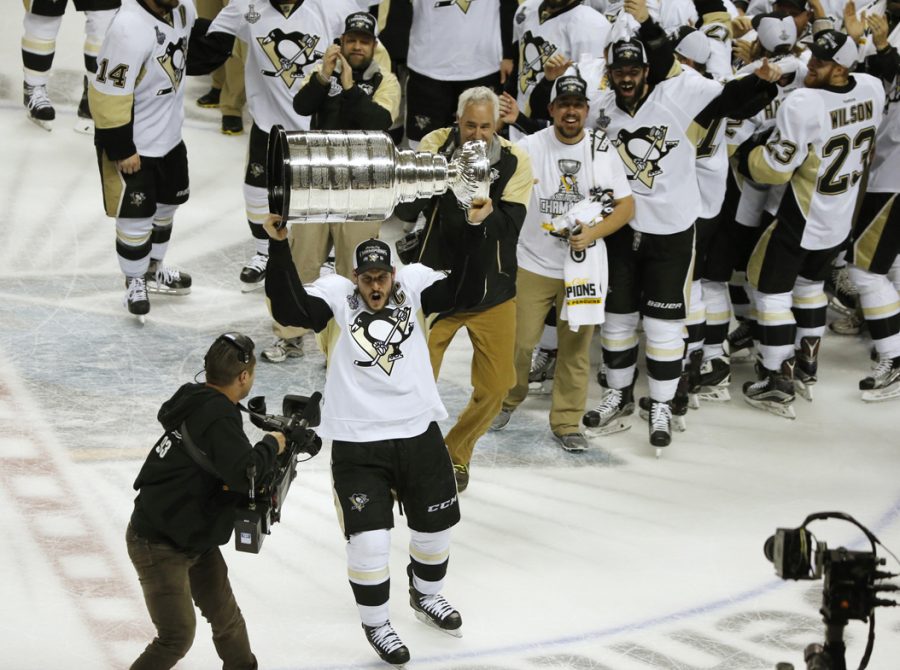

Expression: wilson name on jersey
xmin=749 ymin=74 xmax=886 ymax=250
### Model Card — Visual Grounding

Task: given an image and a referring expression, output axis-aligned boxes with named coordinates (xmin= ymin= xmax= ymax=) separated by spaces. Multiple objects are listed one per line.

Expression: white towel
xmin=560 ymin=236 xmax=608 ymax=332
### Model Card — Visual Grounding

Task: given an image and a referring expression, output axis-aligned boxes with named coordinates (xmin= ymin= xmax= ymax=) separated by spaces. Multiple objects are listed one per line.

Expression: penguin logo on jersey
xmin=156 ymin=37 xmax=187 ymax=95
xmin=350 ymin=306 xmax=413 ymax=375
xmin=433 ymin=0 xmax=476 ymax=12
xmin=538 ymin=159 xmax=583 ymax=219
xmin=611 ymin=125 xmax=679 ymax=188
xmin=257 ymin=29 xmax=323 ymax=89
xmin=518 ymin=32 xmax=557 ymax=94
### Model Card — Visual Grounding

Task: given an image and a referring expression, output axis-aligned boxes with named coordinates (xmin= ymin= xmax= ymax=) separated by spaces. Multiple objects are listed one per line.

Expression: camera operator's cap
xmin=551 ymin=74 xmax=588 ymax=103
xmin=752 ymin=13 xmax=798 ymax=52
xmin=673 ymin=26 xmax=711 ymax=65
xmin=354 ymin=238 xmax=393 ymax=273
xmin=808 ymin=29 xmax=858 ymax=68
xmin=344 ymin=11 xmax=377 ymax=38
xmin=607 ymin=38 xmax=648 ymax=69
xmin=773 ymin=0 xmax=808 ymax=10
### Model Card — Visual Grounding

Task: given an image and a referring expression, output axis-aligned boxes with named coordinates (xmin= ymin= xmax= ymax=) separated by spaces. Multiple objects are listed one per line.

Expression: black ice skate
xmin=726 ymin=320 xmax=754 ymax=361
xmin=528 ymin=347 xmax=557 ymax=395
xmin=24 ymin=83 xmax=55 ymax=131
xmin=794 ymin=336 xmax=820 ymax=401
xmin=74 ymin=76 xmax=93 ymax=134
xmin=742 ymin=359 xmax=796 ymax=419
xmin=362 ymin=621 xmax=410 ymax=667
xmin=696 ymin=354 xmax=731 ymax=402
xmin=825 ymin=264 xmax=859 ymax=316
xmin=239 ymin=253 xmax=268 ymax=292
xmin=583 ymin=380 xmax=635 ymax=436
xmin=860 ymin=356 xmax=900 ymax=402
xmin=639 ymin=396 xmax=686 ymax=434
xmin=124 ymin=276 xmax=150 ymax=322
xmin=647 ymin=399 xmax=672 ymax=457
xmin=145 ymin=260 xmax=192 ymax=295
xmin=409 ymin=583 xmax=462 ymax=637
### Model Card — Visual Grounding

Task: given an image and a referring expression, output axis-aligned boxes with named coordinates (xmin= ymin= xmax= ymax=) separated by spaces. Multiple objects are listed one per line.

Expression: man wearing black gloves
xmin=126 ymin=332 xmax=286 ymax=670
xmin=293 ymin=11 xmax=400 ymax=131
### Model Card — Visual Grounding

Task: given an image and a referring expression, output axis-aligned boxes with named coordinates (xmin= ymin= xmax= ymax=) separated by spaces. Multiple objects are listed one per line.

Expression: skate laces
xmin=871 ymin=357 xmax=894 ymax=380
xmin=245 ymin=253 xmax=268 ymax=272
xmin=125 ymin=277 xmax=148 ymax=302
xmin=26 ymin=84 xmax=52 ymax=111
xmin=368 ymin=622 xmax=405 ymax=653
xmin=154 ymin=264 xmax=181 ymax=285
xmin=591 ymin=388 xmax=624 ymax=419
xmin=416 ymin=593 xmax=456 ymax=622
xmin=532 ymin=349 xmax=551 ymax=370
xmin=649 ymin=401 xmax=671 ymax=432
xmin=832 ymin=266 xmax=859 ymax=297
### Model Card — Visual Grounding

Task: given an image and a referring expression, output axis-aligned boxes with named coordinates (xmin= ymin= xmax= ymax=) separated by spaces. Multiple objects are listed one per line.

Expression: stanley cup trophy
xmin=267 ymin=126 xmax=491 ymax=225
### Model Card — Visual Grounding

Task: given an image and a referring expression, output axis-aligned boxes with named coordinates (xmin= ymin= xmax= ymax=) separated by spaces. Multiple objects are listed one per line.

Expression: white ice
xmin=1 ymin=8 xmax=898 ymax=670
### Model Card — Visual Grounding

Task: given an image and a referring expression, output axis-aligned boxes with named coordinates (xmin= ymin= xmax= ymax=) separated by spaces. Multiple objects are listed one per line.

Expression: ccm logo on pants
xmin=427 ymin=496 xmax=458 ymax=513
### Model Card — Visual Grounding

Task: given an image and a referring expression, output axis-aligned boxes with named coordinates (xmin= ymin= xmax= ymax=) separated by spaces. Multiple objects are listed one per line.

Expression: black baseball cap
xmin=344 ymin=11 xmax=377 ymax=38
xmin=354 ymin=238 xmax=392 ymax=273
xmin=808 ymin=29 xmax=858 ymax=68
xmin=551 ymin=74 xmax=588 ymax=102
xmin=773 ymin=0 xmax=808 ymax=10
xmin=608 ymin=39 xmax=647 ymax=69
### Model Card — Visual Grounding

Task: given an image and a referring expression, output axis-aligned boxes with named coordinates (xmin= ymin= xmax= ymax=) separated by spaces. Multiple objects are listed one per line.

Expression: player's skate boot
xmin=794 ymin=336 xmax=820 ymax=401
xmin=825 ymin=264 xmax=859 ymax=316
xmin=582 ymin=380 xmax=635 ymax=436
xmin=726 ymin=320 xmax=754 ymax=361
xmin=528 ymin=347 xmax=557 ymax=395
xmin=124 ymin=276 xmax=150 ymax=322
xmin=696 ymin=355 xmax=731 ymax=402
xmin=409 ymin=581 xmax=462 ymax=637
xmin=638 ymin=395 xmax=686 ymax=433
xmin=239 ymin=252 xmax=268 ymax=292
xmin=24 ymin=83 xmax=55 ymax=131
xmin=74 ymin=76 xmax=93 ymax=134
xmin=742 ymin=358 xmax=796 ymax=419
xmin=453 ymin=463 xmax=469 ymax=492
xmin=859 ymin=356 xmax=900 ymax=402
xmin=647 ymin=399 xmax=672 ymax=457
xmin=829 ymin=308 xmax=864 ymax=336
xmin=684 ymin=349 xmax=703 ymax=410
xmin=261 ymin=337 xmax=304 ymax=363
xmin=362 ymin=621 xmax=410 ymax=667
xmin=145 ymin=260 xmax=192 ymax=295
xmin=669 ymin=372 xmax=691 ymax=432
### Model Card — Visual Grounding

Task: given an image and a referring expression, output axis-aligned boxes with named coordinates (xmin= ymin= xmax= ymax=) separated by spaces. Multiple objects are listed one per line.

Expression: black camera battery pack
xmin=234 ymin=508 xmax=265 ymax=554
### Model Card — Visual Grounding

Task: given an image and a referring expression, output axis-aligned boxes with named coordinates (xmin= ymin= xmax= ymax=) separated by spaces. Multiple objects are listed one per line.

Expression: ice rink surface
xmin=1 ymin=7 xmax=899 ymax=670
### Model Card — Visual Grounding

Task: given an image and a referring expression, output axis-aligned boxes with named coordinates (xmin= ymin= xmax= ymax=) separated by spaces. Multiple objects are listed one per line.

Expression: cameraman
xmin=125 ymin=333 xmax=286 ymax=670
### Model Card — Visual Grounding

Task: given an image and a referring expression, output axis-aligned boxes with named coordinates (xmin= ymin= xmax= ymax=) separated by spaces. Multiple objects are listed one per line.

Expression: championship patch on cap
xmin=551 ymin=74 xmax=588 ymax=102
xmin=608 ymin=39 xmax=647 ymax=68
xmin=344 ymin=11 xmax=377 ymax=38
xmin=752 ymin=13 xmax=798 ymax=52
xmin=354 ymin=238 xmax=392 ymax=273
xmin=808 ymin=29 xmax=857 ymax=68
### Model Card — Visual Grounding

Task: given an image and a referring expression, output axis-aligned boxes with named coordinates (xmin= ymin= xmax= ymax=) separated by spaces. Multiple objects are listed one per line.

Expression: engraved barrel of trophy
xmin=267 ymin=126 xmax=489 ymax=224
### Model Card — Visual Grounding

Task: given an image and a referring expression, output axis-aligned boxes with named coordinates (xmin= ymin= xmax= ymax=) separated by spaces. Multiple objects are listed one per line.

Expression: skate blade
xmin=527 ymin=379 xmax=553 ymax=395
xmin=240 ymin=281 xmax=265 ymax=293
xmin=672 ymin=415 xmax=686 ymax=432
xmin=688 ymin=393 xmax=700 ymax=410
xmin=794 ymin=381 xmax=814 ymax=402
xmin=861 ymin=386 xmax=900 ymax=402
xmin=413 ymin=611 xmax=462 ymax=638
xmin=146 ymin=285 xmax=191 ymax=296
xmin=727 ymin=347 xmax=755 ymax=363
xmin=828 ymin=296 xmax=856 ymax=317
xmin=656 ymin=447 xmax=663 ymax=459
xmin=743 ymin=396 xmax=796 ymax=419
xmin=73 ymin=117 xmax=94 ymax=134
xmin=584 ymin=420 xmax=631 ymax=437
xmin=697 ymin=386 xmax=731 ymax=402
xmin=27 ymin=115 xmax=53 ymax=132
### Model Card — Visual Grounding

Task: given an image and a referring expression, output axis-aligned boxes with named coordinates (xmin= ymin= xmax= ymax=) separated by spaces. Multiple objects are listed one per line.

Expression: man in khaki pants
xmin=194 ymin=0 xmax=246 ymax=134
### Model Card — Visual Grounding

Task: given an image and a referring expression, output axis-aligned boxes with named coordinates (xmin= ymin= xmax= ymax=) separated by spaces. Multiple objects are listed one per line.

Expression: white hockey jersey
xmin=407 ymin=0 xmax=503 ymax=81
xmin=868 ymin=69 xmax=900 ymax=193
xmin=305 ymin=266 xmax=449 ymax=442
xmin=748 ymin=74 xmax=886 ymax=250
xmin=513 ymin=0 xmax=610 ymax=117
xmin=516 ymin=127 xmax=632 ymax=279
xmin=591 ymin=66 xmax=728 ymax=234
xmin=90 ymin=0 xmax=196 ymax=157
xmin=209 ymin=0 xmax=359 ymax=132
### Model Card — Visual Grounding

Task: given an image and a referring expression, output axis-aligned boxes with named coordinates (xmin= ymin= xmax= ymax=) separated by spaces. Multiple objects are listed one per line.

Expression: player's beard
xmin=613 ymin=77 xmax=646 ymax=112
xmin=360 ymin=283 xmax=391 ymax=311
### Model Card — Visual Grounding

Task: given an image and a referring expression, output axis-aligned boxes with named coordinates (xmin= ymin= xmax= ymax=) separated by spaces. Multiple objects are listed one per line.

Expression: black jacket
xmin=394 ymin=129 xmax=532 ymax=317
xmin=293 ymin=60 xmax=397 ymax=131
xmin=130 ymin=383 xmax=279 ymax=554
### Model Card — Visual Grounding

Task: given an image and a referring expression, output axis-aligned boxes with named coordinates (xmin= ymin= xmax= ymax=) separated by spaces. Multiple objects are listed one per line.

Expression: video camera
xmin=234 ymin=392 xmax=323 ymax=553
xmin=765 ymin=512 xmax=899 ymax=670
